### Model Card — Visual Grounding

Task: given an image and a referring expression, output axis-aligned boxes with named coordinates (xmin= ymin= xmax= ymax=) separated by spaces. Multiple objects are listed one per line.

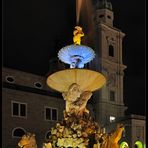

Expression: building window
xmin=99 ymin=14 xmax=104 ymax=18
xmin=12 ymin=101 xmax=27 ymax=118
xmin=12 ymin=127 xmax=26 ymax=138
xmin=136 ymin=126 xmax=144 ymax=139
xmin=6 ymin=76 xmax=15 ymax=83
xmin=45 ymin=131 xmax=51 ymax=139
xmin=109 ymin=116 xmax=116 ymax=123
xmin=109 ymin=45 xmax=114 ymax=57
xmin=45 ymin=108 xmax=51 ymax=120
xmin=34 ymin=82 xmax=43 ymax=89
xmin=110 ymin=90 xmax=115 ymax=101
xmin=107 ymin=15 xmax=111 ymax=19
xmin=45 ymin=107 xmax=58 ymax=121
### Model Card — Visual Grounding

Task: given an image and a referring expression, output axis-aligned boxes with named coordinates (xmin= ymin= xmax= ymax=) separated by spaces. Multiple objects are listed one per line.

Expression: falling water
xmin=76 ymin=0 xmax=95 ymax=46
xmin=76 ymin=0 xmax=83 ymax=25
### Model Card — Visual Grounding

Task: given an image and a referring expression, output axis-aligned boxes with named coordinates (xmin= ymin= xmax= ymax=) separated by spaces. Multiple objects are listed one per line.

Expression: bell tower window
xmin=109 ymin=45 xmax=114 ymax=57
xmin=110 ymin=90 xmax=115 ymax=101
xmin=107 ymin=15 xmax=111 ymax=19
xmin=99 ymin=14 xmax=104 ymax=18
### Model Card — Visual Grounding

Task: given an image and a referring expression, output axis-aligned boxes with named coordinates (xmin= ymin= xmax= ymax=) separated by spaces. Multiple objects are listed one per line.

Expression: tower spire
xmin=96 ymin=0 xmax=112 ymax=11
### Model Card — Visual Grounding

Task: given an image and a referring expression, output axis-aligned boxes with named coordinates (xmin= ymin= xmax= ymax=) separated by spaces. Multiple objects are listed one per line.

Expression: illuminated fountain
xmin=17 ymin=2 xmax=125 ymax=147
xmin=17 ymin=26 xmax=124 ymax=148
xmin=44 ymin=26 xmax=124 ymax=148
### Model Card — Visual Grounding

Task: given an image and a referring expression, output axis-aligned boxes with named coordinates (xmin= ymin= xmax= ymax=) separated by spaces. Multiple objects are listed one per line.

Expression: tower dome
xmin=96 ymin=0 xmax=112 ymax=11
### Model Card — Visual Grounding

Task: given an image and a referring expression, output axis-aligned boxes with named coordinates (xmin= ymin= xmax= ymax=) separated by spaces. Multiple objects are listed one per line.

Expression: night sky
xmin=2 ymin=0 xmax=146 ymax=115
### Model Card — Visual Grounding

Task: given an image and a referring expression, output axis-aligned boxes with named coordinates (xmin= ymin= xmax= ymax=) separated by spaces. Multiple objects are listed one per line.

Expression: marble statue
xmin=62 ymin=83 xmax=92 ymax=116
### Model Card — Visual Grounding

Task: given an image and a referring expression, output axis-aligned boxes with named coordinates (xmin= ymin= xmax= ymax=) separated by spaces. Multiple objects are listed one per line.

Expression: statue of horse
xmin=18 ymin=132 xmax=37 ymax=148
xmin=103 ymin=123 xmax=124 ymax=148
xmin=94 ymin=123 xmax=124 ymax=148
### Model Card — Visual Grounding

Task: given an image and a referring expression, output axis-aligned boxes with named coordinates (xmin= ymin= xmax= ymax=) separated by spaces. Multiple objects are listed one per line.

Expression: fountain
xmin=17 ymin=2 xmax=125 ymax=147
xmin=17 ymin=26 xmax=124 ymax=148
xmin=44 ymin=26 xmax=124 ymax=148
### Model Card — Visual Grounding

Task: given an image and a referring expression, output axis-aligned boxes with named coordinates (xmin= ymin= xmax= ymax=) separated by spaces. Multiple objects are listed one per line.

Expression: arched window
xmin=107 ymin=15 xmax=111 ymax=19
xmin=110 ymin=90 xmax=115 ymax=101
xmin=109 ymin=45 xmax=114 ymax=57
xmin=120 ymin=141 xmax=129 ymax=148
xmin=12 ymin=127 xmax=26 ymax=138
xmin=45 ymin=131 xmax=51 ymax=139
xmin=99 ymin=14 xmax=104 ymax=18
xmin=135 ymin=141 xmax=143 ymax=148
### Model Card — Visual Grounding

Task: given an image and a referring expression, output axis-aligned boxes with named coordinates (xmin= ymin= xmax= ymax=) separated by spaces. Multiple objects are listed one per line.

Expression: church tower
xmin=92 ymin=0 xmax=127 ymax=126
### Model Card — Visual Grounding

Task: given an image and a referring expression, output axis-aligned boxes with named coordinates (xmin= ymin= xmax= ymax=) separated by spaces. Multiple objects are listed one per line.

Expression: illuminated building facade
xmin=2 ymin=67 xmax=65 ymax=147
xmin=92 ymin=0 xmax=127 ymax=126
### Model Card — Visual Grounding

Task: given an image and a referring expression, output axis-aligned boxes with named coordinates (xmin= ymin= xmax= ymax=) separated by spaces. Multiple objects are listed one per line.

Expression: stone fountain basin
xmin=47 ymin=68 xmax=106 ymax=92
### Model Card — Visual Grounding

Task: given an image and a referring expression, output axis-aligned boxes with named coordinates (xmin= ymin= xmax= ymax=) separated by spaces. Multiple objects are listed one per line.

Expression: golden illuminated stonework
xmin=62 ymin=83 xmax=92 ymax=115
xmin=44 ymin=80 xmax=124 ymax=147
xmin=46 ymin=112 xmax=99 ymax=148
xmin=46 ymin=69 xmax=106 ymax=92
xmin=18 ymin=133 xmax=37 ymax=148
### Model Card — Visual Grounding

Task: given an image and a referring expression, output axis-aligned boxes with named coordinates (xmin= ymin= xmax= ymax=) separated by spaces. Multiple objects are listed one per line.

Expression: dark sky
xmin=2 ymin=0 xmax=146 ymax=116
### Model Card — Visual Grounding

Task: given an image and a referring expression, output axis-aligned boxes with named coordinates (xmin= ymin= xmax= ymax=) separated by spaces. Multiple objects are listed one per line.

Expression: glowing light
xmin=143 ymin=144 xmax=146 ymax=148
xmin=76 ymin=0 xmax=83 ymax=24
xmin=58 ymin=44 xmax=95 ymax=68
xmin=109 ymin=116 xmax=116 ymax=122
xmin=135 ymin=141 xmax=143 ymax=148
xmin=120 ymin=141 xmax=129 ymax=148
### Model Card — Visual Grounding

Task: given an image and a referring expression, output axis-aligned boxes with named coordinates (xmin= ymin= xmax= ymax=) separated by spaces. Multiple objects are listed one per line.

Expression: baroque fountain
xmin=17 ymin=26 xmax=124 ymax=148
